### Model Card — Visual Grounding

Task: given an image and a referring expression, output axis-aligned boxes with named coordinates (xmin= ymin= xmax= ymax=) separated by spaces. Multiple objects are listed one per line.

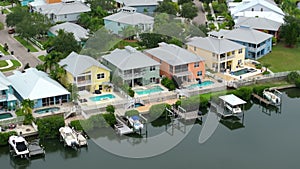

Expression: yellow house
xmin=59 ymin=51 xmax=111 ymax=93
xmin=186 ymin=36 xmax=246 ymax=72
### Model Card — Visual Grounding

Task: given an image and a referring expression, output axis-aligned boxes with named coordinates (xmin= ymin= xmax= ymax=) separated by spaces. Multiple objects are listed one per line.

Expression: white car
xmin=216 ymin=16 xmax=225 ymax=21
xmin=0 ymin=51 xmax=4 ymax=57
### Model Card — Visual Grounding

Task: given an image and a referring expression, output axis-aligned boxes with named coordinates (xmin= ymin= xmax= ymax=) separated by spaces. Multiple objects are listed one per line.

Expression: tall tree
xmin=6 ymin=7 xmax=28 ymax=27
xmin=87 ymin=0 xmax=116 ymax=11
xmin=154 ymin=0 xmax=179 ymax=15
xmin=280 ymin=16 xmax=300 ymax=47
xmin=21 ymin=99 xmax=34 ymax=115
xmin=52 ymin=30 xmax=81 ymax=55
xmin=180 ymin=2 xmax=198 ymax=20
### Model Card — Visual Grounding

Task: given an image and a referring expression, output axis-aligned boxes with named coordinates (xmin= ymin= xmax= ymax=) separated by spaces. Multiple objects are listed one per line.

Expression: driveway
xmin=0 ymin=13 xmax=42 ymax=75
xmin=192 ymin=0 xmax=207 ymax=26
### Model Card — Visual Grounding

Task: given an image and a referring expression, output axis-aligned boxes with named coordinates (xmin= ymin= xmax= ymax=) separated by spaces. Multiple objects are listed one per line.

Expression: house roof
xmin=102 ymin=46 xmax=160 ymax=70
xmin=186 ymin=36 xmax=245 ymax=54
xmin=231 ymin=0 xmax=284 ymax=16
xmin=49 ymin=22 xmax=89 ymax=41
xmin=8 ymin=68 xmax=70 ymax=100
xmin=219 ymin=94 xmax=247 ymax=106
xmin=104 ymin=8 xmax=154 ymax=25
xmin=59 ymin=51 xmax=111 ymax=77
xmin=234 ymin=11 xmax=284 ymax=23
xmin=0 ymin=72 xmax=11 ymax=90
xmin=236 ymin=16 xmax=282 ymax=31
xmin=36 ymin=1 xmax=91 ymax=15
xmin=145 ymin=42 xmax=205 ymax=66
xmin=209 ymin=27 xmax=273 ymax=44
xmin=116 ymin=0 xmax=158 ymax=6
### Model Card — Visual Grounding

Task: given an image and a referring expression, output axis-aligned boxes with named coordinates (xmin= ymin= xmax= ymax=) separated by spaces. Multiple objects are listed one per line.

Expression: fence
xmin=0 ymin=116 xmax=25 ymax=126
xmin=29 ymin=37 xmax=44 ymax=50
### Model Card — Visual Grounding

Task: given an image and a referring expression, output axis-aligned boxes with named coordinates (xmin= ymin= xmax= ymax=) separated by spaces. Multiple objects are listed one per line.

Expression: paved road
xmin=0 ymin=13 xmax=42 ymax=75
xmin=192 ymin=0 xmax=207 ymax=26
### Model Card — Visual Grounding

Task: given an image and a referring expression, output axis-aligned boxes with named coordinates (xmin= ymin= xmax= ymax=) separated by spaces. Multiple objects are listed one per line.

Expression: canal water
xmin=1 ymin=88 xmax=300 ymax=169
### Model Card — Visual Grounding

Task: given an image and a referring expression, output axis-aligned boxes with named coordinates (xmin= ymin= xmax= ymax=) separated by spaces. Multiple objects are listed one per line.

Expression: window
xmin=194 ymin=62 xmax=199 ymax=68
xmin=251 ymin=8 xmax=254 ymax=11
xmin=261 ymin=8 xmax=263 ymax=12
xmin=97 ymin=73 xmax=105 ymax=79
xmin=232 ymin=51 xmax=235 ymax=55
xmin=212 ymin=53 xmax=216 ymax=57
xmin=197 ymin=71 xmax=202 ymax=76
xmin=99 ymin=85 xmax=103 ymax=90
xmin=169 ymin=65 xmax=173 ymax=73
xmin=118 ymin=22 xmax=120 ymax=26
xmin=150 ymin=77 xmax=156 ymax=83
xmin=194 ymin=47 xmax=197 ymax=51
xmin=64 ymin=14 xmax=67 ymax=18
xmin=238 ymin=49 xmax=243 ymax=54
xmin=150 ymin=66 xmax=156 ymax=71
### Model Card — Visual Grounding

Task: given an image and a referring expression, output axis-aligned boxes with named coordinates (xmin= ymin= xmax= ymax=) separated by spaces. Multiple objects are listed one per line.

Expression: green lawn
xmin=14 ymin=36 xmax=39 ymax=52
xmin=0 ymin=59 xmax=21 ymax=72
xmin=2 ymin=9 xmax=10 ymax=14
xmin=0 ymin=60 xmax=8 ymax=67
xmin=38 ymin=55 xmax=45 ymax=62
xmin=258 ymin=43 xmax=300 ymax=72
xmin=0 ymin=45 xmax=9 ymax=55
xmin=0 ymin=22 xmax=4 ymax=30
xmin=0 ymin=1 xmax=10 ymax=6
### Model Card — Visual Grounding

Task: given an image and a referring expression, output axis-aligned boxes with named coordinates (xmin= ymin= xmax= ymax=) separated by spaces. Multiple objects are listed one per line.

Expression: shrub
xmin=128 ymin=88 xmax=135 ymax=97
xmin=149 ymin=103 xmax=170 ymax=119
xmin=253 ymin=85 xmax=270 ymax=97
xmin=255 ymin=64 xmax=262 ymax=69
xmin=295 ymin=78 xmax=300 ymax=88
xmin=102 ymin=113 xmax=117 ymax=126
xmin=232 ymin=87 xmax=253 ymax=101
xmin=0 ymin=131 xmax=17 ymax=146
xmin=37 ymin=115 xmax=65 ymax=139
xmin=125 ymin=110 xmax=139 ymax=117
xmin=262 ymin=71 xmax=270 ymax=75
xmin=161 ymin=77 xmax=176 ymax=91
xmin=69 ymin=120 xmax=83 ymax=131
xmin=287 ymin=71 xmax=300 ymax=83
xmin=106 ymin=105 xmax=115 ymax=114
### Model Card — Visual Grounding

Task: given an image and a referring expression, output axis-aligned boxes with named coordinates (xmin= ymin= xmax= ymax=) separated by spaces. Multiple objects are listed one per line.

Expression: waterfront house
xmin=235 ymin=17 xmax=282 ymax=39
xmin=104 ymin=7 xmax=154 ymax=35
xmin=186 ymin=36 xmax=245 ymax=73
xmin=7 ymin=68 xmax=70 ymax=108
xmin=48 ymin=22 xmax=89 ymax=44
xmin=115 ymin=0 xmax=158 ymax=13
xmin=145 ymin=42 xmax=205 ymax=83
xmin=209 ymin=26 xmax=273 ymax=60
xmin=59 ymin=51 xmax=111 ymax=93
xmin=102 ymin=46 xmax=160 ymax=87
xmin=0 ymin=72 xmax=17 ymax=110
xmin=230 ymin=0 xmax=284 ymax=23
xmin=33 ymin=0 xmax=91 ymax=22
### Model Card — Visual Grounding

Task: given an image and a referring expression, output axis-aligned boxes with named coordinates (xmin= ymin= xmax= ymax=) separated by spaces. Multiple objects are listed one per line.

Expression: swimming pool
xmin=231 ymin=68 xmax=257 ymax=76
xmin=34 ymin=107 xmax=60 ymax=114
xmin=89 ymin=94 xmax=116 ymax=102
xmin=188 ymin=81 xmax=214 ymax=88
xmin=134 ymin=86 xmax=164 ymax=95
xmin=134 ymin=103 xmax=144 ymax=108
xmin=0 ymin=113 xmax=13 ymax=120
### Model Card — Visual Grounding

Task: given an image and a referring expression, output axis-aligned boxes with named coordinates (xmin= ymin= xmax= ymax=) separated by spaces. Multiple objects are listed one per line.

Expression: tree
xmin=68 ymin=84 xmax=80 ymax=102
xmin=180 ymin=2 xmax=198 ymax=20
xmin=49 ymin=63 xmax=66 ymax=82
xmin=106 ymin=105 xmax=115 ymax=114
xmin=87 ymin=0 xmax=116 ymax=11
xmin=280 ymin=16 xmax=300 ymax=47
xmin=155 ymin=0 xmax=179 ymax=15
xmin=6 ymin=7 xmax=28 ymax=27
xmin=178 ymin=0 xmax=192 ymax=5
xmin=21 ymin=99 xmax=34 ymax=115
xmin=120 ymin=26 xmax=138 ymax=39
xmin=52 ymin=30 xmax=81 ymax=55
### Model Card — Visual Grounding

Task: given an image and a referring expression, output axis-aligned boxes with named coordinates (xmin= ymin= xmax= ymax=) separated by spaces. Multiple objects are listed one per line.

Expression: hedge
xmin=125 ymin=110 xmax=139 ymax=117
xmin=0 ymin=131 xmax=17 ymax=146
xmin=37 ymin=115 xmax=65 ymax=139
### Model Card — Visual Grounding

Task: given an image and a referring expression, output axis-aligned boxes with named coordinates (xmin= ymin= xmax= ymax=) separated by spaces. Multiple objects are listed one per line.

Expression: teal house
xmin=0 ymin=72 xmax=17 ymax=110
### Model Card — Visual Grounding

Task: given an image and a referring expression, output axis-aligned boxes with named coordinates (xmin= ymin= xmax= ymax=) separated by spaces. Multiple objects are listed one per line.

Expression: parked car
xmin=46 ymin=46 xmax=55 ymax=53
xmin=216 ymin=16 xmax=225 ymax=21
xmin=8 ymin=28 xmax=15 ymax=34
xmin=0 ymin=51 xmax=4 ymax=57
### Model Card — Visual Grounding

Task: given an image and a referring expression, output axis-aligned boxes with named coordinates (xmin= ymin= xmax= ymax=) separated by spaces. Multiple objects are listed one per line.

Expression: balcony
xmin=217 ymin=55 xmax=235 ymax=62
xmin=76 ymin=80 xmax=92 ymax=87
xmin=120 ymin=71 xmax=146 ymax=80
xmin=0 ymin=94 xmax=6 ymax=101
xmin=248 ymin=44 xmax=267 ymax=52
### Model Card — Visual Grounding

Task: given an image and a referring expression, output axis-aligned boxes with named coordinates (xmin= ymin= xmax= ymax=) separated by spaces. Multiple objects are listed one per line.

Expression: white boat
xmin=128 ymin=116 xmax=144 ymax=130
xmin=8 ymin=135 xmax=29 ymax=158
xmin=59 ymin=126 xmax=79 ymax=148
xmin=76 ymin=132 xmax=88 ymax=147
xmin=263 ymin=91 xmax=280 ymax=105
xmin=225 ymin=104 xmax=242 ymax=114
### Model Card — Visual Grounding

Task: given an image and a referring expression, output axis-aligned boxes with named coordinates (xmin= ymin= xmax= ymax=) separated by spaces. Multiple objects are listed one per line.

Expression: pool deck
xmin=135 ymin=99 xmax=178 ymax=113
xmin=32 ymin=103 xmax=74 ymax=119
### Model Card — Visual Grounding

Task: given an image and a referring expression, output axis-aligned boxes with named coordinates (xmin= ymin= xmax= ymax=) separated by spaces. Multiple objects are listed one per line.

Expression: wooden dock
xmin=252 ymin=93 xmax=271 ymax=105
xmin=114 ymin=116 xmax=133 ymax=136
xmin=173 ymin=109 xmax=200 ymax=120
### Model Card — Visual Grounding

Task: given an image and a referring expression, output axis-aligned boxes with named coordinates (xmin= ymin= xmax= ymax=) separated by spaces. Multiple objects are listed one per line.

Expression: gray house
xmin=102 ymin=46 xmax=160 ymax=87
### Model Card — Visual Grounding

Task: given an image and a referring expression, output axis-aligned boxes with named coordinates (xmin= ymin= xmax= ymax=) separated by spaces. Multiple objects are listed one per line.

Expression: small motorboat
xmin=128 ymin=116 xmax=144 ymax=130
xmin=263 ymin=91 xmax=280 ymax=105
xmin=59 ymin=126 xmax=79 ymax=148
xmin=28 ymin=139 xmax=45 ymax=157
xmin=8 ymin=135 xmax=29 ymax=158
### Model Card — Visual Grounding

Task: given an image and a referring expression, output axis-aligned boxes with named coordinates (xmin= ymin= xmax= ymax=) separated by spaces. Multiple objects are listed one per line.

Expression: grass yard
xmin=38 ymin=55 xmax=45 ymax=62
xmin=258 ymin=43 xmax=300 ymax=72
xmin=0 ymin=60 xmax=8 ymax=67
xmin=0 ymin=59 xmax=21 ymax=72
xmin=2 ymin=9 xmax=10 ymax=14
xmin=0 ymin=45 xmax=9 ymax=55
xmin=14 ymin=36 xmax=38 ymax=52
xmin=112 ymin=40 xmax=143 ymax=50
xmin=0 ymin=1 xmax=10 ymax=6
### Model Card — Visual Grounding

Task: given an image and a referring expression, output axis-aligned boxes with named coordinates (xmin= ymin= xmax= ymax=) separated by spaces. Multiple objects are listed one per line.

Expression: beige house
xmin=186 ymin=35 xmax=246 ymax=72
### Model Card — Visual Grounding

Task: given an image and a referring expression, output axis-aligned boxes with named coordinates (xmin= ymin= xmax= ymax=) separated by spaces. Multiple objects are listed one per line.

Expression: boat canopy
xmin=219 ymin=94 xmax=246 ymax=106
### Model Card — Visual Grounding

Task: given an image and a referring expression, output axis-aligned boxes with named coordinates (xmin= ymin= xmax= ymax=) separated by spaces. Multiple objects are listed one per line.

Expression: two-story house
xmin=59 ymin=51 xmax=111 ymax=93
xmin=145 ymin=42 xmax=206 ymax=83
xmin=209 ymin=26 xmax=273 ymax=60
xmin=104 ymin=7 xmax=154 ymax=35
xmin=186 ymin=36 xmax=245 ymax=73
xmin=102 ymin=46 xmax=160 ymax=87
xmin=0 ymin=72 xmax=17 ymax=110
xmin=115 ymin=0 xmax=159 ymax=13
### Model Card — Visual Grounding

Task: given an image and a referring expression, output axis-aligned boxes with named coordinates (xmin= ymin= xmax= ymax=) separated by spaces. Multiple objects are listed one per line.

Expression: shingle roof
xmin=116 ymin=0 xmax=158 ymax=6
xmin=37 ymin=1 xmax=91 ymax=15
xmin=234 ymin=11 xmax=284 ymax=23
xmin=59 ymin=51 xmax=111 ymax=77
xmin=231 ymin=0 xmax=284 ymax=16
xmin=210 ymin=27 xmax=273 ymax=44
xmin=236 ymin=17 xmax=282 ymax=31
xmin=145 ymin=42 xmax=205 ymax=66
xmin=186 ymin=36 xmax=245 ymax=54
xmin=0 ymin=72 xmax=10 ymax=91
xmin=104 ymin=9 xmax=154 ymax=25
xmin=8 ymin=68 xmax=70 ymax=100
xmin=49 ymin=22 xmax=89 ymax=41
xmin=102 ymin=46 xmax=160 ymax=70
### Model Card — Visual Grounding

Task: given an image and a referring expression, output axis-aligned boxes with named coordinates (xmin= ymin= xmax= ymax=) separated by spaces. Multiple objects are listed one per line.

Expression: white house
xmin=33 ymin=0 xmax=91 ymax=23
xmin=48 ymin=22 xmax=89 ymax=42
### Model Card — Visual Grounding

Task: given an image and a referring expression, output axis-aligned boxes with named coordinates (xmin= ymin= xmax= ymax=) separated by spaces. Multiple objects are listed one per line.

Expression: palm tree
xmin=21 ymin=99 xmax=34 ymax=115
xmin=68 ymin=84 xmax=80 ymax=103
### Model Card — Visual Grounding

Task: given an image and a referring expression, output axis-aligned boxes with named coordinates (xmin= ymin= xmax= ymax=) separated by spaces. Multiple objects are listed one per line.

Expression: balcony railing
xmin=216 ymin=55 xmax=235 ymax=62
xmin=0 ymin=95 xmax=6 ymax=101
xmin=248 ymin=44 xmax=267 ymax=52
xmin=120 ymin=71 xmax=146 ymax=80
xmin=76 ymin=80 xmax=92 ymax=86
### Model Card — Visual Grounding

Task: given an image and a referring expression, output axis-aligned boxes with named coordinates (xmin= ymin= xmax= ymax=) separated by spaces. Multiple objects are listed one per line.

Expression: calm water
xmin=1 ymin=88 xmax=300 ymax=169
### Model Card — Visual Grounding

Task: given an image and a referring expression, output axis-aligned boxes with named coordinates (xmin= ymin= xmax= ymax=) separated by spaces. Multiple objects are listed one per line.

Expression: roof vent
xmin=124 ymin=46 xmax=137 ymax=53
